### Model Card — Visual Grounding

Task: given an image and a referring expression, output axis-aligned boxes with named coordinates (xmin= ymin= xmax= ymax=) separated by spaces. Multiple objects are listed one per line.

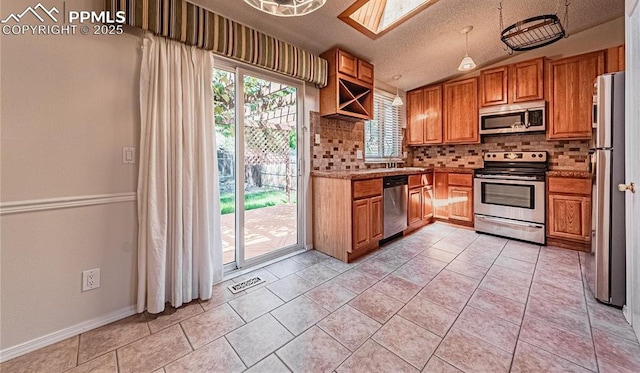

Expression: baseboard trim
xmin=0 ymin=193 xmax=137 ymax=215
xmin=0 ymin=305 xmax=137 ymax=363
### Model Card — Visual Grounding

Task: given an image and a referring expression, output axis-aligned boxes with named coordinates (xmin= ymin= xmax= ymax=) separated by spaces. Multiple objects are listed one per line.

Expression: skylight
xmin=339 ymin=0 xmax=438 ymax=39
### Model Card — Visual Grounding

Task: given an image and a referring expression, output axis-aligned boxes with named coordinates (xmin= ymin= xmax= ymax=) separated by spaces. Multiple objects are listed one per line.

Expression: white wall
xmin=460 ymin=17 xmax=626 ymax=79
xmin=1 ymin=0 xmax=141 ymax=353
xmin=624 ymin=0 xmax=640 ymax=341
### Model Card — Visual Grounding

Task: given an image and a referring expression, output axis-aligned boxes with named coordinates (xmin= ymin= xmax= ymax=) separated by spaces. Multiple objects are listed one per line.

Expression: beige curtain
xmin=138 ymin=33 xmax=223 ymax=314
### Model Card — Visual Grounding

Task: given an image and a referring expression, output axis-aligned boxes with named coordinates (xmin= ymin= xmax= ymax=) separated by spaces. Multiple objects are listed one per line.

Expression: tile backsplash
xmin=310 ymin=111 xmax=590 ymax=172
xmin=310 ymin=111 xmax=386 ymax=171
xmin=410 ymin=134 xmax=591 ymax=171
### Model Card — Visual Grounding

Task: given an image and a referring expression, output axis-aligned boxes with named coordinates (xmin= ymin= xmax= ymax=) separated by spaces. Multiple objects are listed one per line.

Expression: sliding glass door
xmin=214 ymin=62 xmax=303 ymax=270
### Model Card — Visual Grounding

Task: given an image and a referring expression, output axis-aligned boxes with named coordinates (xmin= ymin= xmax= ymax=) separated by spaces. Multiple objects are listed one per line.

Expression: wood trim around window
xmin=338 ymin=0 xmax=441 ymax=40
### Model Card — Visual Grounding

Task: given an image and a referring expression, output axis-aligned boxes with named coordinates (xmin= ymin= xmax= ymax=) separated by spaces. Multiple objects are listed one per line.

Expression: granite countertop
xmin=433 ymin=167 xmax=478 ymax=174
xmin=311 ymin=167 xmax=431 ymax=180
xmin=311 ymin=166 xmax=479 ymax=180
xmin=547 ymin=170 xmax=592 ymax=179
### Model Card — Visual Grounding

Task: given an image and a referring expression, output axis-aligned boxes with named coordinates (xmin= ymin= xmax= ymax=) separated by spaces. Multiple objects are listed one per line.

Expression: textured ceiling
xmin=193 ymin=0 xmax=624 ymax=91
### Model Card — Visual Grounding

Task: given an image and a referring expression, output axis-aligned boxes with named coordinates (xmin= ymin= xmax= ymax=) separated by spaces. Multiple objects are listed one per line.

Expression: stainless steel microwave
xmin=479 ymin=100 xmax=546 ymax=136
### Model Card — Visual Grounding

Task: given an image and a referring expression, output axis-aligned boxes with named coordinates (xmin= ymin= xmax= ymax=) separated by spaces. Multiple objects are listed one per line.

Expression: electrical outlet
xmin=82 ymin=268 xmax=100 ymax=292
xmin=314 ymin=134 xmax=321 ymax=145
xmin=356 ymin=150 xmax=363 ymax=159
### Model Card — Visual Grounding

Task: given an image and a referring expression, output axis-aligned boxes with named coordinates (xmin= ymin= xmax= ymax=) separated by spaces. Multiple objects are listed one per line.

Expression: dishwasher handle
xmin=383 ymin=175 xmax=408 ymax=188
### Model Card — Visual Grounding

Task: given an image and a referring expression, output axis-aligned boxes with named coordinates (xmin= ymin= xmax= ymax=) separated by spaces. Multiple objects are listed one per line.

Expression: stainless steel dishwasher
xmin=383 ymin=175 xmax=408 ymax=239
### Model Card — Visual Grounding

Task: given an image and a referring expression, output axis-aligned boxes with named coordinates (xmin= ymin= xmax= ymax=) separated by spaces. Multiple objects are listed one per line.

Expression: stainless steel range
xmin=474 ymin=152 xmax=548 ymax=244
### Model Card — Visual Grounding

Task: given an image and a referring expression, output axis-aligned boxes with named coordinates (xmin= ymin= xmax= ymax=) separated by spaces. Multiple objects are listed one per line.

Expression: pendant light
xmin=392 ymin=75 xmax=404 ymax=107
xmin=458 ymin=26 xmax=477 ymax=71
xmin=244 ymin=0 xmax=326 ymax=17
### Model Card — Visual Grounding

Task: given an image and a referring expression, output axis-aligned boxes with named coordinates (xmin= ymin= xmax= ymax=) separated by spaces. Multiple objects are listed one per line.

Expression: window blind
xmin=365 ymin=91 xmax=403 ymax=161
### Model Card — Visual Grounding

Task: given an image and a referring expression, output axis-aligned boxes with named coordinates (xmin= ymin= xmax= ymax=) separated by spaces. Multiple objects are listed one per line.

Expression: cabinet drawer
xmin=353 ymin=178 xmax=382 ymax=199
xmin=448 ymin=173 xmax=472 ymax=187
xmin=548 ymin=177 xmax=591 ymax=195
xmin=357 ymin=60 xmax=374 ymax=84
xmin=338 ymin=50 xmax=357 ymax=78
xmin=408 ymin=175 xmax=423 ymax=188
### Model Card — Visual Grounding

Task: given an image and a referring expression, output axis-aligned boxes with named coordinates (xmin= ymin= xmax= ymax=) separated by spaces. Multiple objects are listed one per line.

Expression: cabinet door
xmin=423 ymin=85 xmax=443 ymax=144
xmin=444 ymin=78 xmax=479 ymax=144
xmin=606 ymin=45 xmax=625 ymax=73
xmin=548 ymin=51 xmax=604 ymax=139
xmin=407 ymin=90 xmax=425 ymax=145
xmin=353 ymin=199 xmax=371 ymax=249
xmin=448 ymin=186 xmax=473 ymax=222
xmin=358 ymin=60 xmax=374 ymax=84
xmin=434 ymin=173 xmax=449 ymax=219
xmin=370 ymin=196 xmax=384 ymax=241
xmin=408 ymin=188 xmax=423 ymax=226
xmin=480 ymin=66 xmax=509 ymax=107
xmin=548 ymin=194 xmax=591 ymax=241
xmin=422 ymin=186 xmax=433 ymax=221
xmin=338 ymin=50 xmax=357 ymax=77
xmin=512 ymin=58 xmax=545 ymax=103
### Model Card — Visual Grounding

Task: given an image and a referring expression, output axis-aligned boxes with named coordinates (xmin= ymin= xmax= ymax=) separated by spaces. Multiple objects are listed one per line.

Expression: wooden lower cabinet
xmin=448 ymin=186 xmax=473 ymax=222
xmin=370 ymin=196 xmax=384 ymax=241
xmin=434 ymin=173 xmax=449 ymax=219
xmin=548 ymin=194 xmax=591 ymax=241
xmin=353 ymin=199 xmax=372 ymax=249
xmin=434 ymin=172 xmax=474 ymax=225
xmin=408 ymin=188 xmax=423 ymax=226
xmin=407 ymin=173 xmax=434 ymax=232
xmin=312 ymin=176 xmax=383 ymax=262
xmin=547 ymin=176 xmax=592 ymax=251
xmin=423 ymin=186 xmax=434 ymax=220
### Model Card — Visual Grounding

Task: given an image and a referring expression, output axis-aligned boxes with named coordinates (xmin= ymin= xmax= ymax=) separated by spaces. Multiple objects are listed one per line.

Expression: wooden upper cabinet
xmin=511 ymin=58 xmax=545 ymax=103
xmin=547 ymin=51 xmax=605 ymax=140
xmin=444 ymin=78 xmax=479 ymax=144
xmin=606 ymin=44 xmax=625 ymax=73
xmin=357 ymin=60 xmax=374 ymax=84
xmin=423 ymin=85 xmax=443 ymax=144
xmin=338 ymin=50 xmax=357 ymax=77
xmin=478 ymin=57 xmax=545 ymax=106
xmin=480 ymin=66 xmax=509 ymax=107
xmin=406 ymin=85 xmax=443 ymax=146
xmin=407 ymin=90 xmax=425 ymax=145
xmin=321 ymin=48 xmax=374 ymax=120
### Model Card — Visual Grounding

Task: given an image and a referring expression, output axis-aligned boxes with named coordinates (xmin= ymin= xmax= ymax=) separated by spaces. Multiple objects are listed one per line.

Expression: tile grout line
xmin=368 ymin=232 xmax=493 ymax=372
xmin=515 ymin=248 xmax=601 ymax=372
xmin=429 ymin=237 xmax=513 ymax=372
xmin=507 ymin=244 xmax=541 ymax=372
xmin=579 ymin=251 xmax=601 ymax=373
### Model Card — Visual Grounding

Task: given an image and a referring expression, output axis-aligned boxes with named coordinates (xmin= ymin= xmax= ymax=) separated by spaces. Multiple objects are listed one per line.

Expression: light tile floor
xmin=3 ymin=223 xmax=640 ymax=373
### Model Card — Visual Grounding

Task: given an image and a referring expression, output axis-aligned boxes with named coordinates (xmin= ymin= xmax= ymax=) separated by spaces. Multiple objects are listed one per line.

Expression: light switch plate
xmin=356 ymin=150 xmax=363 ymax=159
xmin=403 ymin=151 xmax=408 ymax=158
xmin=315 ymin=134 xmax=321 ymax=145
xmin=122 ymin=147 xmax=135 ymax=164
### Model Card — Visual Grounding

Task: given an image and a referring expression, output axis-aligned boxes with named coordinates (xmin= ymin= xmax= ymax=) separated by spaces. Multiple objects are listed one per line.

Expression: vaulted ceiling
xmin=193 ymin=0 xmax=624 ymax=91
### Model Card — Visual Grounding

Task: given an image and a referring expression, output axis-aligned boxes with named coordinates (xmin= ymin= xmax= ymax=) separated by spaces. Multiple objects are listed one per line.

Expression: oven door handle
xmin=476 ymin=215 xmax=544 ymax=229
xmin=474 ymin=174 xmax=542 ymax=181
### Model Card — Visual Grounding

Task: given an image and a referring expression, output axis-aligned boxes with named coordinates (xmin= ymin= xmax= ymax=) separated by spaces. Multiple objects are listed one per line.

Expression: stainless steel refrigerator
xmin=587 ymin=72 xmax=626 ymax=307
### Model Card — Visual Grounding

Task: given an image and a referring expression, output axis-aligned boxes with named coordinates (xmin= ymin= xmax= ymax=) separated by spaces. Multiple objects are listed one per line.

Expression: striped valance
xmin=105 ymin=0 xmax=328 ymax=87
